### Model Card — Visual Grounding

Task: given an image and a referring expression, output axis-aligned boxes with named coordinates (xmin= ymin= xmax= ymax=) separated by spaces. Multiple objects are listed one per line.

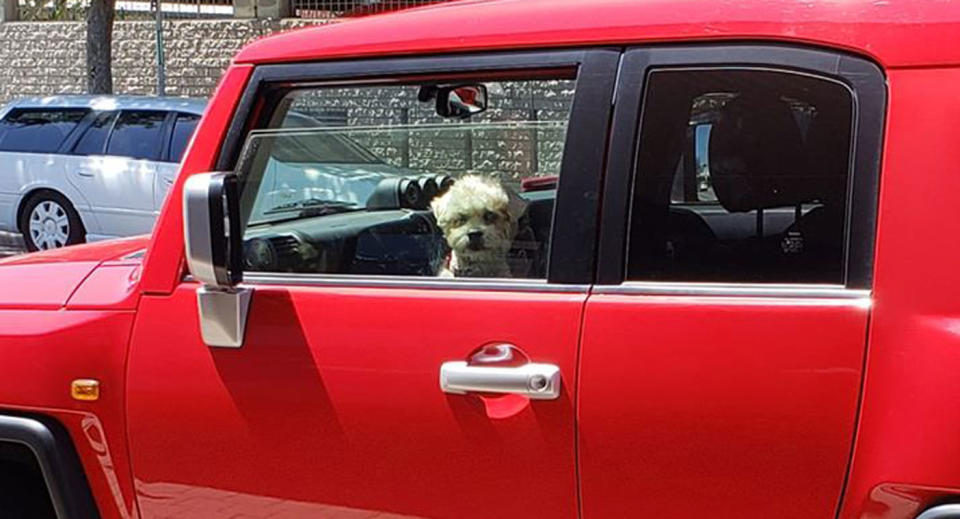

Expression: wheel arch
xmin=0 ymin=413 xmax=101 ymax=518
xmin=16 ymin=188 xmax=90 ymax=237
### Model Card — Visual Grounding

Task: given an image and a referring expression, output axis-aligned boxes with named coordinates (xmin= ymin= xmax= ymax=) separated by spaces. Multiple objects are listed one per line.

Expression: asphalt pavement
xmin=0 ymin=231 xmax=24 ymax=258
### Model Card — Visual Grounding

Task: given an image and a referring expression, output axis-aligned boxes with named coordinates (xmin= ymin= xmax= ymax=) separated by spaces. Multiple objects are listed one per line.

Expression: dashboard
xmin=243 ymin=208 xmax=445 ymax=276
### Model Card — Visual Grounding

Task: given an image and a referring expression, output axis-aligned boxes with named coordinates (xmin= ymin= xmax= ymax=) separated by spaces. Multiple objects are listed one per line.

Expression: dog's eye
xmin=454 ymin=214 xmax=468 ymax=226
xmin=483 ymin=210 xmax=499 ymax=224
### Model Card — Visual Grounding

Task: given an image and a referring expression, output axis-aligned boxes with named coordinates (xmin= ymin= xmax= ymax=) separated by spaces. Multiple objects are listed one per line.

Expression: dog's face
xmin=431 ymin=175 xmax=526 ymax=266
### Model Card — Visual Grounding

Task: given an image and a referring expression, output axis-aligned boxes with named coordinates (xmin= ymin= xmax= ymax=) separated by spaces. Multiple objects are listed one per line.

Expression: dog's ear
xmin=505 ymin=186 xmax=528 ymax=223
xmin=430 ymin=191 xmax=450 ymax=226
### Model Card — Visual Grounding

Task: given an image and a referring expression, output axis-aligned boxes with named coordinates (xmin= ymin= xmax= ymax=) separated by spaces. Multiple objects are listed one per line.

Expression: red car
xmin=1 ymin=0 xmax=958 ymax=518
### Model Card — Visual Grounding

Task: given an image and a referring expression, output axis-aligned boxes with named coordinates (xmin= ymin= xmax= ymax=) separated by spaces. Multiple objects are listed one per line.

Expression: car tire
xmin=18 ymin=192 xmax=85 ymax=252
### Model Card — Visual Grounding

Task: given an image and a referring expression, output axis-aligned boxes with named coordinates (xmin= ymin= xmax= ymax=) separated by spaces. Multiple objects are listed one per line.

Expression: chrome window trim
xmin=188 ymin=274 xmax=867 ymax=297
xmin=594 ymin=282 xmax=869 ymax=299
xmin=233 ymin=273 xmax=590 ymax=293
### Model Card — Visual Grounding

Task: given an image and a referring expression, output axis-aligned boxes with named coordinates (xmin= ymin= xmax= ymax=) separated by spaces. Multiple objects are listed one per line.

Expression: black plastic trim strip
xmin=598 ymin=44 xmax=886 ymax=289
xmin=547 ymin=49 xmax=620 ymax=283
xmin=158 ymin=111 xmax=177 ymax=164
xmin=206 ymin=172 xmax=232 ymax=286
xmin=0 ymin=414 xmax=101 ymax=519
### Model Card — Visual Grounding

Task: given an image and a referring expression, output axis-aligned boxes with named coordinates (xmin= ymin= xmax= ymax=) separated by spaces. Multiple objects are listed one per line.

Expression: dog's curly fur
xmin=431 ymin=175 xmax=527 ymax=278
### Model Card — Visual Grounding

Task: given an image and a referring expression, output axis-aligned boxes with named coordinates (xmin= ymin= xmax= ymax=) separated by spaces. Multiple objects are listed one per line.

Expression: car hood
xmin=0 ymin=236 xmax=149 ymax=309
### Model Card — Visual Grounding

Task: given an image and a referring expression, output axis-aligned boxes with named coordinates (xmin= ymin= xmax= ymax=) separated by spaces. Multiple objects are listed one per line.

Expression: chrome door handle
xmin=77 ymin=170 xmax=95 ymax=178
xmin=440 ymin=361 xmax=561 ymax=400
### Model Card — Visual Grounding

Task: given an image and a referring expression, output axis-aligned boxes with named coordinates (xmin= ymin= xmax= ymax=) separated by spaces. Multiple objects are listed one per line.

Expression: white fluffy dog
xmin=431 ymin=175 xmax=527 ymax=278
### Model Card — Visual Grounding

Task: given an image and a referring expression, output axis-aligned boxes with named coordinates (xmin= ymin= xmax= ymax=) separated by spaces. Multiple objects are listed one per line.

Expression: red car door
xmin=578 ymin=46 xmax=886 ymax=518
xmin=126 ymin=50 xmax=618 ymax=519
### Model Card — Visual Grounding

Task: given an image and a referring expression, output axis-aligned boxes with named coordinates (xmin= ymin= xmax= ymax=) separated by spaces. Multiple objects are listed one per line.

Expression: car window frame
xmin=214 ymin=49 xmax=620 ymax=287
xmin=596 ymin=44 xmax=886 ymax=291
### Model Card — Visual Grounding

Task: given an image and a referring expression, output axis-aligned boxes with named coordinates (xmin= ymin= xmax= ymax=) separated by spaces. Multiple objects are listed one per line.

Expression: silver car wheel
xmin=28 ymin=200 xmax=70 ymax=250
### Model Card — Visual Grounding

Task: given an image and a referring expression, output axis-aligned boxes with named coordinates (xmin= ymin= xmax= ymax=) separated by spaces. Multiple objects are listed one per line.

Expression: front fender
xmin=0 ymin=308 xmax=138 ymax=519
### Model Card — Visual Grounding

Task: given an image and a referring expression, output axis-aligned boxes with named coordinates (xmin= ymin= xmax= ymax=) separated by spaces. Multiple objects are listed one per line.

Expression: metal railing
xmin=15 ymin=0 xmax=233 ymax=21
xmin=292 ymin=0 xmax=452 ymax=19
xmin=14 ymin=0 xmax=452 ymax=21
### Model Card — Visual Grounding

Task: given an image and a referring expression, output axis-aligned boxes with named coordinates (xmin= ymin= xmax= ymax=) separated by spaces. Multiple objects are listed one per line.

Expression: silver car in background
xmin=0 ymin=95 xmax=205 ymax=250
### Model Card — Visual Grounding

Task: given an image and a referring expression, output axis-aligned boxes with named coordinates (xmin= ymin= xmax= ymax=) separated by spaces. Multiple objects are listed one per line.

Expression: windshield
xmin=238 ymin=121 xmax=567 ymax=226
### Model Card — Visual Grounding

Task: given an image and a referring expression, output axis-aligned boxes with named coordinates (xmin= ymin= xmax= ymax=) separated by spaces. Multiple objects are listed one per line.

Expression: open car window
xmin=235 ymin=78 xmax=576 ymax=280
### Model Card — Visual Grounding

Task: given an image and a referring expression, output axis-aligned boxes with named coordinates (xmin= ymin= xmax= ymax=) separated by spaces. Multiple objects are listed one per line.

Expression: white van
xmin=0 ymin=96 xmax=206 ymax=250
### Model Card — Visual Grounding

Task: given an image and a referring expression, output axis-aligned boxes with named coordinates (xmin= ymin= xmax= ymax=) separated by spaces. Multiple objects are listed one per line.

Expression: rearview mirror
xmin=183 ymin=172 xmax=251 ymax=348
xmin=436 ymin=84 xmax=488 ymax=119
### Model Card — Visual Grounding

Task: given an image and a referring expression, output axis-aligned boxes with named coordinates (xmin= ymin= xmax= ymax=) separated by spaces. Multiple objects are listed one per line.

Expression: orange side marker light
xmin=71 ymin=379 xmax=100 ymax=402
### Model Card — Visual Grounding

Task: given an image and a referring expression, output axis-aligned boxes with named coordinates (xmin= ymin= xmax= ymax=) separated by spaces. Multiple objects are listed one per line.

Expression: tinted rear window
xmin=107 ymin=110 xmax=166 ymax=161
xmin=0 ymin=108 xmax=88 ymax=153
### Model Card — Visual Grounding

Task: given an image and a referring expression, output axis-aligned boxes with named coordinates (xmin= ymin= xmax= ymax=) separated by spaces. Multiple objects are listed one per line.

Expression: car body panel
xmin=3 ymin=2 xmax=960 ymax=519
xmin=3 ymin=95 xmax=206 ymax=114
xmin=579 ymin=294 xmax=870 ymax=518
xmin=127 ymin=283 xmax=583 ymax=519
xmin=235 ymin=0 xmax=960 ymax=69
xmin=0 ymin=261 xmax=100 ymax=309
xmin=65 ymin=155 xmax=159 ymax=237
xmin=66 ymin=264 xmax=143 ymax=311
xmin=0 ymin=235 xmax=148 ymax=266
xmin=835 ymin=67 xmax=960 ymax=519
xmin=0 ymin=236 xmax=146 ymax=309
xmin=0 ymin=308 xmax=139 ymax=519
xmin=0 ymin=152 xmax=101 ymax=234
xmin=154 ymin=161 xmax=179 ymax=211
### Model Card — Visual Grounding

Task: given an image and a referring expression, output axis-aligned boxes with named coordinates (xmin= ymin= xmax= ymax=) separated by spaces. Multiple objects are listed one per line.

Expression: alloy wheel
xmin=28 ymin=200 xmax=70 ymax=250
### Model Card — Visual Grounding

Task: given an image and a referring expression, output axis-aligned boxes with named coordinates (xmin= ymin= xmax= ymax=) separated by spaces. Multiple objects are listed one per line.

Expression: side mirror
xmin=183 ymin=172 xmax=251 ymax=348
xmin=183 ymin=172 xmax=243 ymax=287
xmin=436 ymin=85 xmax=488 ymax=119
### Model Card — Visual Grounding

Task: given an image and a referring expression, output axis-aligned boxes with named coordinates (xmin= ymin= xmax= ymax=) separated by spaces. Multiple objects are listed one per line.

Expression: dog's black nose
xmin=467 ymin=230 xmax=485 ymax=249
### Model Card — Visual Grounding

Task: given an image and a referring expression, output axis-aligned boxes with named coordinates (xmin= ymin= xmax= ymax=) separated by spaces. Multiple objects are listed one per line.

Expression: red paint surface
xmin=66 ymin=265 xmax=142 ymax=310
xmin=0 ymin=262 xmax=99 ymax=309
xmin=0 ymin=2 xmax=959 ymax=518
xmin=579 ymin=296 xmax=870 ymax=518
xmin=0 ymin=310 xmax=139 ymax=519
xmin=0 ymin=235 xmax=148 ymax=266
xmin=126 ymin=284 xmax=584 ymax=518
xmin=236 ymin=0 xmax=960 ymax=69
xmin=836 ymin=67 xmax=960 ymax=519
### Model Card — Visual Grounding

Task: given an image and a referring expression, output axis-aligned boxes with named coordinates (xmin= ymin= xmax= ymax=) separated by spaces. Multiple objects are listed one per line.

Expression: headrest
xmin=801 ymin=110 xmax=850 ymax=206
xmin=708 ymin=93 xmax=807 ymax=212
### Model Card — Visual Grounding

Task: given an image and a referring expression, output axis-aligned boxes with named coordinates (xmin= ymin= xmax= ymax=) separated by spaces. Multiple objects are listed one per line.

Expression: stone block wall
xmin=0 ymin=18 xmax=326 ymax=103
xmin=287 ymin=81 xmax=575 ymax=181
